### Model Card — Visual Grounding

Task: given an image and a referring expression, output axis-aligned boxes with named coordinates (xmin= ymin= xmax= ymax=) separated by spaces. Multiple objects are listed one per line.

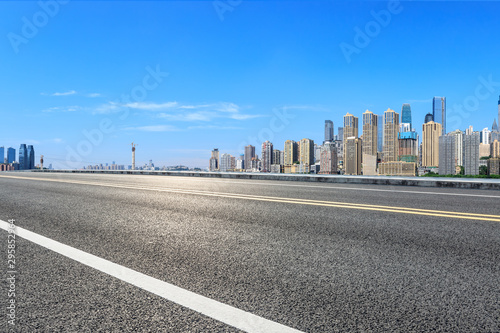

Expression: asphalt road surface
xmin=0 ymin=172 xmax=499 ymax=332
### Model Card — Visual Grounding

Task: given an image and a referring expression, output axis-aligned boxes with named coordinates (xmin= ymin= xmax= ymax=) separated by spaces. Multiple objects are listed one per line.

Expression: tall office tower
xmin=272 ymin=149 xmax=283 ymax=166
xmin=362 ymin=110 xmax=378 ymax=157
xmin=424 ymin=113 xmax=434 ymax=124
xmin=324 ymin=120 xmax=334 ymax=143
xmin=344 ymin=137 xmax=362 ymax=175
xmin=299 ymin=138 xmax=315 ymax=168
xmin=439 ymin=135 xmax=456 ymax=175
xmin=7 ymin=148 xmax=15 ymax=163
xmin=0 ymin=146 xmax=4 ymax=163
xmin=491 ymin=140 xmax=500 ymax=158
xmin=209 ymin=149 xmax=220 ymax=171
xmin=422 ymin=121 xmax=442 ymax=167
xmin=492 ymin=119 xmax=498 ymax=132
xmin=314 ymin=144 xmax=322 ymax=163
xmin=19 ymin=144 xmax=28 ymax=170
xmin=463 ymin=132 xmax=480 ymax=175
xmin=498 ymin=95 xmax=500 ymax=127
xmin=401 ymin=104 xmax=412 ymax=129
xmin=27 ymin=145 xmax=35 ymax=169
xmin=433 ymin=96 xmax=446 ymax=135
xmin=319 ymin=142 xmax=338 ymax=174
xmin=480 ymin=128 xmax=491 ymax=144
xmin=244 ymin=145 xmax=255 ymax=170
xmin=448 ymin=129 xmax=464 ymax=167
xmin=219 ymin=153 xmax=232 ymax=172
xmin=261 ymin=141 xmax=273 ymax=172
xmin=337 ymin=127 xmax=344 ymax=142
xmin=383 ymin=108 xmax=399 ymax=162
xmin=377 ymin=114 xmax=384 ymax=153
xmin=398 ymin=132 xmax=419 ymax=163
xmin=284 ymin=140 xmax=298 ymax=173
xmin=343 ymin=113 xmax=359 ymax=142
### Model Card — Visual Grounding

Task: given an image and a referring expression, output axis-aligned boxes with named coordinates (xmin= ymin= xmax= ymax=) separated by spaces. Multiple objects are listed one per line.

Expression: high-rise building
xmin=463 ymin=132 xmax=480 ymax=175
xmin=343 ymin=113 xmax=359 ymax=142
xmin=422 ymin=121 xmax=442 ymax=168
xmin=219 ymin=153 xmax=232 ymax=172
xmin=448 ymin=129 xmax=464 ymax=167
xmin=480 ymin=128 xmax=491 ymax=144
xmin=261 ymin=141 xmax=273 ymax=172
xmin=244 ymin=145 xmax=255 ymax=170
xmin=362 ymin=110 xmax=378 ymax=157
xmin=398 ymin=131 xmax=419 ymax=163
xmin=401 ymin=104 xmax=412 ymax=129
xmin=27 ymin=145 xmax=35 ymax=169
xmin=439 ymin=135 xmax=456 ymax=175
xmin=377 ymin=114 xmax=384 ymax=153
xmin=466 ymin=125 xmax=474 ymax=135
xmin=337 ymin=127 xmax=344 ymax=142
xmin=0 ymin=147 xmax=4 ymax=163
xmin=492 ymin=119 xmax=498 ymax=132
xmin=19 ymin=144 xmax=28 ymax=170
xmin=7 ymin=148 xmax=15 ymax=164
xmin=319 ymin=142 xmax=337 ymax=174
xmin=209 ymin=148 xmax=220 ymax=171
xmin=272 ymin=149 xmax=283 ymax=166
xmin=299 ymin=138 xmax=315 ymax=169
xmin=498 ymin=95 xmax=500 ymax=128
xmin=284 ymin=140 xmax=298 ymax=173
xmin=424 ymin=113 xmax=434 ymax=124
xmin=344 ymin=137 xmax=362 ymax=175
xmin=324 ymin=120 xmax=334 ymax=143
xmin=433 ymin=96 xmax=446 ymax=135
xmin=383 ymin=108 xmax=399 ymax=162
xmin=491 ymin=140 xmax=500 ymax=158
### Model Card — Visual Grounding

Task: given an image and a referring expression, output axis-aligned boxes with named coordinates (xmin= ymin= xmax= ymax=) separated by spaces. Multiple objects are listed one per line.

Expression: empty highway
xmin=1 ymin=172 xmax=499 ymax=332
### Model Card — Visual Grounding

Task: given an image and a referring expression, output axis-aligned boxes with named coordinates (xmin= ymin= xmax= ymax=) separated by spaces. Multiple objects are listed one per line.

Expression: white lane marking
xmin=0 ymin=220 xmax=303 ymax=333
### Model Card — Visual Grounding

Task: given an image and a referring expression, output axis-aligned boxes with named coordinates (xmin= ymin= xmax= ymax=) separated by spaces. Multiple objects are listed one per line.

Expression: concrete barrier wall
xmin=31 ymin=169 xmax=500 ymax=190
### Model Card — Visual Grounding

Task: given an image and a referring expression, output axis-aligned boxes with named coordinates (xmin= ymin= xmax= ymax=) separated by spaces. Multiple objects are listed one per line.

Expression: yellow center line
xmin=2 ymin=174 xmax=500 ymax=222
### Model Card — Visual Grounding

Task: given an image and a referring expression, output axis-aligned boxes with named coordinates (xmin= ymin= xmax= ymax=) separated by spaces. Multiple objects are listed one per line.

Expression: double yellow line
xmin=2 ymin=174 xmax=500 ymax=222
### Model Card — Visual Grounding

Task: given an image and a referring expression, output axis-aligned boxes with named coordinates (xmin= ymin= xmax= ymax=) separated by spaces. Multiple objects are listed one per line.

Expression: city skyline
xmin=2 ymin=1 xmax=500 ymax=169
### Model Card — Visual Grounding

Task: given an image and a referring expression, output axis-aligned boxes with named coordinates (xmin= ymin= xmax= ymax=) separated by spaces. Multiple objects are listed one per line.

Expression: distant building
xmin=383 ymin=108 xmax=399 ymax=162
xmin=337 ymin=127 xmax=344 ymax=142
xmin=424 ymin=113 xmax=434 ymax=124
xmin=377 ymin=114 xmax=384 ymax=154
xmin=466 ymin=125 xmax=474 ymax=135
xmin=448 ymin=130 xmax=464 ymax=168
xmin=362 ymin=110 xmax=378 ymax=157
xmin=319 ymin=142 xmax=337 ymax=174
xmin=479 ymin=143 xmax=491 ymax=158
xmin=433 ymin=96 xmax=446 ymax=135
xmin=422 ymin=121 xmax=442 ymax=168
xmin=28 ymin=145 xmax=35 ymax=169
xmin=209 ymin=148 xmax=220 ymax=171
xmin=284 ymin=140 xmax=299 ymax=173
xmin=244 ymin=145 xmax=255 ymax=171
xmin=492 ymin=119 xmax=498 ymax=132
xmin=343 ymin=113 xmax=359 ymax=143
xmin=219 ymin=153 xmax=232 ymax=172
xmin=378 ymin=161 xmax=417 ymax=176
xmin=488 ymin=158 xmax=500 ymax=175
xmin=324 ymin=120 xmax=334 ymax=143
xmin=261 ymin=141 xmax=273 ymax=172
xmin=401 ymin=103 xmax=412 ymax=129
xmin=19 ymin=144 xmax=28 ymax=170
xmin=491 ymin=140 xmax=500 ymax=158
xmin=344 ymin=137 xmax=362 ymax=175
xmin=439 ymin=135 xmax=456 ymax=175
xmin=463 ymin=132 xmax=480 ymax=175
xmin=7 ymin=148 xmax=15 ymax=164
xmin=480 ymin=128 xmax=491 ymax=144
xmin=299 ymin=138 xmax=315 ymax=169
xmin=272 ymin=149 xmax=283 ymax=166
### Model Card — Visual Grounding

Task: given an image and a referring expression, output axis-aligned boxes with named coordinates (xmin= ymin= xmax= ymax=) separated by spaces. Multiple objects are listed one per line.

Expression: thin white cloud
xmin=51 ymin=90 xmax=77 ymax=96
xmin=88 ymin=93 xmax=101 ymax=98
xmin=123 ymin=125 xmax=179 ymax=132
xmin=42 ymin=106 xmax=80 ymax=113
xmin=123 ymin=102 xmax=178 ymax=110
xmin=187 ymin=125 xmax=244 ymax=130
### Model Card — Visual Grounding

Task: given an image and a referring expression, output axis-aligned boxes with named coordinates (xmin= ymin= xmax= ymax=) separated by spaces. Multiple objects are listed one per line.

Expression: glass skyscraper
xmin=0 ymin=146 xmax=4 ymax=163
xmin=377 ymin=114 xmax=384 ymax=152
xmin=324 ymin=120 xmax=334 ymax=142
xmin=7 ymin=148 xmax=15 ymax=163
xmin=424 ymin=113 xmax=434 ymax=124
xmin=19 ymin=144 xmax=28 ymax=170
xmin=432 ymin=97 xmax=446 ymax=135
xmin=28 ymin=145 xmax=35 ymax=169
xmin=401 ymin=104 xmax=412 ymax=129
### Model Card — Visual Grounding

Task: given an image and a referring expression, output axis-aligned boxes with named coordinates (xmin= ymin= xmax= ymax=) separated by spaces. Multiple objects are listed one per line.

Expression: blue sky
xmin=1 ymin=1 xmax=499 ymax=168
